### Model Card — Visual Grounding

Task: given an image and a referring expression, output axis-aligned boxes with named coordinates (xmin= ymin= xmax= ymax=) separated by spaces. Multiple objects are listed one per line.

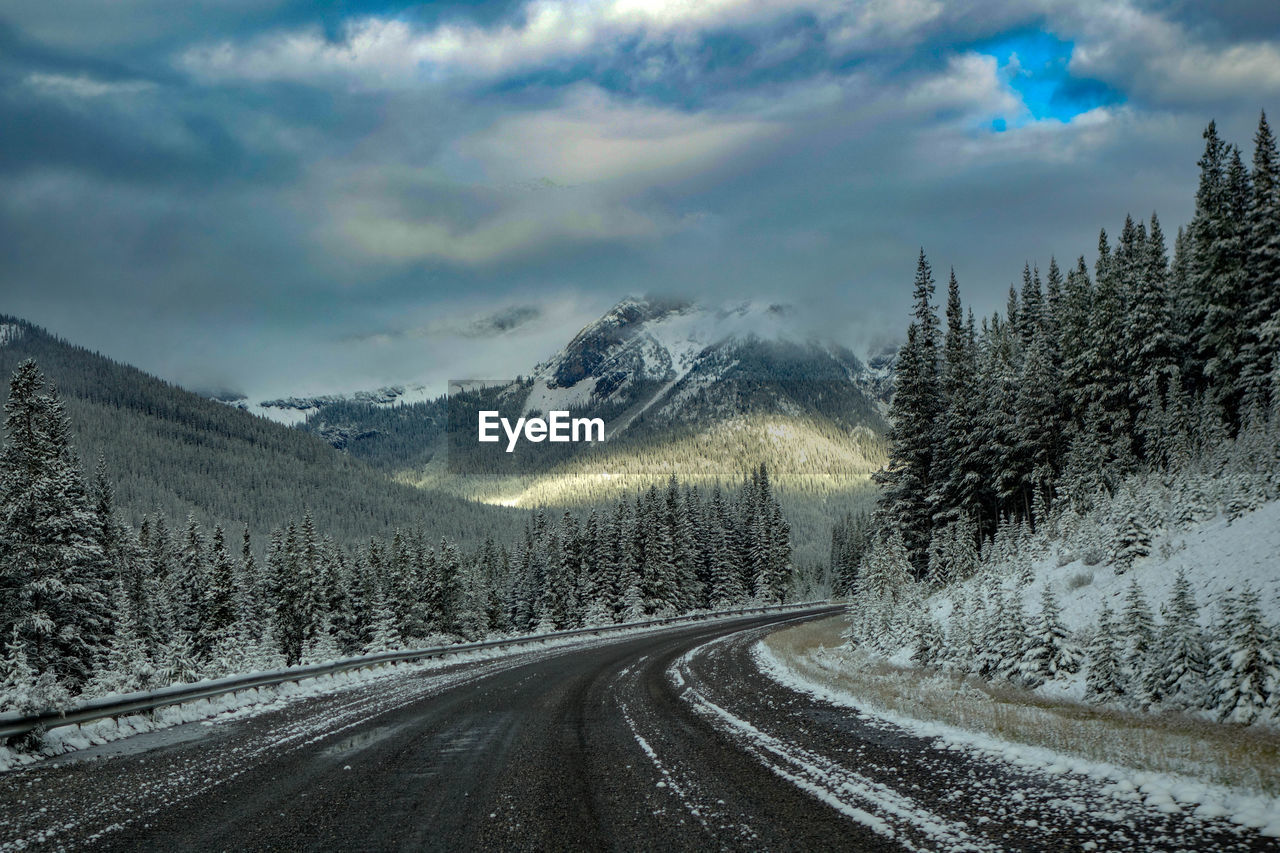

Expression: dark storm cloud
xmin=0 ymin=0 xmax=1276 ymax=398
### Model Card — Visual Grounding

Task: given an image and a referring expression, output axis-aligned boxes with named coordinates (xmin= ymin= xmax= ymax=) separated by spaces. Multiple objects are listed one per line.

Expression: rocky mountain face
xmin=513 ymin=296 xmax=891 ymax=441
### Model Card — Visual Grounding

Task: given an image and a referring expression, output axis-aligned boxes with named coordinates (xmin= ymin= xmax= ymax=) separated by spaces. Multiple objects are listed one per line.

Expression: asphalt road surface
xmin=0 ymin=609 xmax=1271 ymax=852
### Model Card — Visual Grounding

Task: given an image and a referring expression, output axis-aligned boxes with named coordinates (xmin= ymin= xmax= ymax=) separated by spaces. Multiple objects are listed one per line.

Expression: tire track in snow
xmin=670 ymin=635 xmax=996 ymax=852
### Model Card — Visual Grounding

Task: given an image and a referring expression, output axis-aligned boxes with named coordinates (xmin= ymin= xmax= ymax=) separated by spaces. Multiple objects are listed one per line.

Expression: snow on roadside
xmin=0 ymin=614 xmax=783 ymax=774
xmin=753 ymin=640 xmax=1280 ymax=838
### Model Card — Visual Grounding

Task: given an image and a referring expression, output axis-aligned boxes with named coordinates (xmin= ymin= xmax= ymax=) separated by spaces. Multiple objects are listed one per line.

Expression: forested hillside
xmin=864 ymin=114 xmax=1278 ymax=579
xmin=0 ymin=357 xmax=797 ymax=713
xmin=0 ymin=318 xmax=522 ymax=549
xmin=839 ymin=113 xmax=1280 ymax=726
xmin=292 ymin=302 xmax=891 ymax=565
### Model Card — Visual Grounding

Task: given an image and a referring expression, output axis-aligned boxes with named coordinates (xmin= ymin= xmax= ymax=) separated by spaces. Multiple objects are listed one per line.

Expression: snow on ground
xmin=755 ymin=635 xmax=1280 ymax=840
xmin=669 ymin=632 xmax=996 ymax=851
xmin=0 ymin=324 xmax=25 ymax=347
xmin=0 ymin=608 xmax=809 ymax=774
xmin=930 ymin=499 xmax=1280 ymax=703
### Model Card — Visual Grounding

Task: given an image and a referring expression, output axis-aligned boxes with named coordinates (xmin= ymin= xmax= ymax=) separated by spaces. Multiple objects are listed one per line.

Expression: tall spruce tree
xmin=1245 ymin=111 xmax=1280 ymax=408
xmin=876 ymin=251 xmax=942 ymax=573
xmin=0 ymin=361 xmax=109 ymax=688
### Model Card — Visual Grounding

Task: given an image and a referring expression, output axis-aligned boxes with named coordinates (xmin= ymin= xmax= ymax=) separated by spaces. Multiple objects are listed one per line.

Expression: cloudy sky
xmin=2 ymin=0 xmax=1277 ymax=399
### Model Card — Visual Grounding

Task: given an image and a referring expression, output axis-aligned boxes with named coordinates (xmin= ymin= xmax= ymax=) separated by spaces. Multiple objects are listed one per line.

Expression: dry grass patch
xmin=763 ymin=615 xmax=1280 ymax=797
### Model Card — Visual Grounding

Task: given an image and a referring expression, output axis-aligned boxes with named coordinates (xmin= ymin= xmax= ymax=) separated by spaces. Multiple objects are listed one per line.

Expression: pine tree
xmin=706 ymin=486 xmax=744 ymax=607
xmin=1211 ymin=586 xmax=1277 ymax=724
xmin=1120 ymin=577 xmax=1157 ymax=696
xmin=1018 ymin=585 xmax=1082 ymax=687
xmin=1245 ymin=111 xmax=1280 ymax=408
xmin=1190 ymin=124 xmax=1252 ymax=424
xmin=875 ymin=251 xmax=942 ymax=572
xmin=0 ymin=360 xmax=109 ymax=689
xmin=176 ymin=516 xmax=208 ymax=657
xmin=1147 ymin=569 xmax=1209 ymax=709
xmin=1110 ymin=509 xmax=1152 ymax=574
xmin=1129 ymin=213 xmax=1182 ymax=460
xmin=203 ymin=525 xmax=237 ymax=658
xmin=0 ymin=626 xmax=71 ymax=716
xmin=1083 ymin=229 xmax=1136 ymax=467
xmin=1085 ymin=602 xmax=1124 ymax=703
xmin=365 ymin=585 xmax=403 ymax=654
xmin=267 ymin=522 xmax=312 ymax=666
xmin=90 ymin=579 xmax=155 ymax=695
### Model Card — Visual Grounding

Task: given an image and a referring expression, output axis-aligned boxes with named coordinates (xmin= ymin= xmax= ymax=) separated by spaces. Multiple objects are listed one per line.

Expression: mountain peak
xmin=519 ymin=297 xmax=890 ymax=437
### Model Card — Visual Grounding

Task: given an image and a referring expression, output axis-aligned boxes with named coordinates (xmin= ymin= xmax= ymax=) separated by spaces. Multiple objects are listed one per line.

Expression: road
xmin=0 ymin=609 xmax=1271 ymax=852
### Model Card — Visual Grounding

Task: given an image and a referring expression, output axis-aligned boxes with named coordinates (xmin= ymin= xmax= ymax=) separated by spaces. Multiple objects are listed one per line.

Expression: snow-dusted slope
xmin=931 ymin=500 xmax=1280 ymax=659
xmin=517 ymin=296 xmax=890 ymax=436
xmin=213 ymin=384 xmax=437 ymax=426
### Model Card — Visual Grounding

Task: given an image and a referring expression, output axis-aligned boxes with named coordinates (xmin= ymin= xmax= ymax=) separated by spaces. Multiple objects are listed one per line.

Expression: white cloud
xmin=1060 ymin=0 xmax=1280 ymax=106
xmin=178 ymin=0 xmax=933 ymax=86
xmin=456 ymin=86 xmax=778 ymax=185
xmin=903 ymin=52 xmax=1020 ymax=116
xmin=25 ymin=72 xmax=156 ymax=98
xmin=336 ymin=191 xmax=672 ymax=265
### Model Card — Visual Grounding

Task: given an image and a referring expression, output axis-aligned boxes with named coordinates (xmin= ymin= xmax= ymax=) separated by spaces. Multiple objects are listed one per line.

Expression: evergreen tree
xmin=1190 ymin=123 xmax=1250 ymax=422
xmin=1211 ymin=586 xmax=1277 ymax=724
xmin=203 ymin=525 xmax=237 ymax=657
xmin=1245 ymin=111 xmax=1280 ymax=408
xmin=1120 ymin=577 xmax=1157 ymax=695
xmin=1018 ymin=585 xmax=1082 ymax=687
xmin=707 ymin=486 xmax=744 ymax=606
xmin=1147 ymin=569 xmax=1209 ymax=709
xmin=1085 ymin=602 xmax=1124 ymax=703
xmin=0 ymin=360 xmax=108 ymax=688
xmin=1110 ymin=510 xmax=1152 ymax=573
xmin=876 ymin=251 xmax=942 ymax=572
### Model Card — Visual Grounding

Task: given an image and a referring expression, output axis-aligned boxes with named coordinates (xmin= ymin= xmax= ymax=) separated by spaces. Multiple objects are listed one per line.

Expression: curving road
xmin=0 ymin=609 xmax=1270 ymax=852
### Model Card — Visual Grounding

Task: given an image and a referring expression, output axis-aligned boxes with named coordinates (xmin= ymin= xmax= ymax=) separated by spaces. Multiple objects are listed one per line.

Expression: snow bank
xmin=754 ymin=640 xmax=1280 ymax=838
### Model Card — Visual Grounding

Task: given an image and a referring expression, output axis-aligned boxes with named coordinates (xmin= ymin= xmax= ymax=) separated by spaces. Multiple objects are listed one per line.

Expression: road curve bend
xmin=0 ymin=609 xmax=1269 ymax=852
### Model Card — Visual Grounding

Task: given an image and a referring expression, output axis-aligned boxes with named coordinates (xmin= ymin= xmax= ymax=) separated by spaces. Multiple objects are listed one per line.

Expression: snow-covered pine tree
xmin=706 ymin=485 xmax=743 ymax=607
xmin=176 ymin=516 xmax=209 ymax=657
xmin=910 ymin=615 xmax=945 ymax=668
xmin=875 ymin=250 xmax=942 ymax=573
xmin=621 ymin=581 xmax=646 ymax=623
xmin=1190 ymin=124 xmax=1252 ymax=424
xmin=267 ymin=522 xmax=313 ymax=666
xmin=1210 ymin=585 xmax=1278 ymax=724
xmin=665 ymin=475 xmax=701 ymax=612
xmin=1111 ymin=510 xmax=1152 ymax=573
xmin=453 ymin=559 xmax=490 ymax=642
xmin=0 ymin=626 xmax=70 ymax=717
xmin=1244 ymin=112 xmax=1280 ymax=406
xmin=1018 ymin=585 xmax=1082 ymax=688
xmin=995 ymin=585 xmax=1030 ymax=683
xmin=88 ymin=578 xmax=154 ymax=695
xmin=435 ymin=539 xmax=464 ymax=635
xmin=1085 ymin=602 xmax=1125 ymax=704
xmin=1120 ymin=577 xmax=1157 ymax=698
xmin=365 ymin=585 xmax=403 ymax=654
xmin=1145 ymin=568 xmax=1209 ymax=709
xmin=974 ymin=578 xmax=1008 ymax=679
xmin=203 ymin=525 xmax=237 ymax=660
xmin=0 ymin=360 xmax=109 ymax=690
xmin=925 ymin=527 xmax=951 ymax=589
xmin=579 ymin=509 xmax=603 ymax=617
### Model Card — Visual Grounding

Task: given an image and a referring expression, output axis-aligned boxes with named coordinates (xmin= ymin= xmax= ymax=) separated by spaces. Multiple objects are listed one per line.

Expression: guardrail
xmin=0 ymin=600 xmax=839 ymax=744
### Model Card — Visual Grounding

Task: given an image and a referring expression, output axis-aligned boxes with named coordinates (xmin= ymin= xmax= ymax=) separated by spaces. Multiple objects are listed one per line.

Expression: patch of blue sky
xmin=975 ymin=29 xmax=1123 ymax=131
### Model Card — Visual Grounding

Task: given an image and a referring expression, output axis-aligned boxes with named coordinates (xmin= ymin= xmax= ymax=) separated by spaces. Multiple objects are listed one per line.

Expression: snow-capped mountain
xmin=512 ymin=296 xmax=891 ymax=440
